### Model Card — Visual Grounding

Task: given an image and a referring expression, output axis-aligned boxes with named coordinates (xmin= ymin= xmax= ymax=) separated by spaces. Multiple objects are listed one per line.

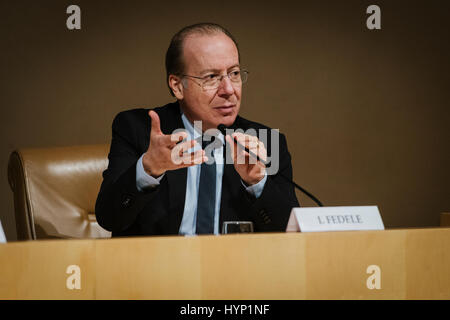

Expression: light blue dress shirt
xmin=136 ymin=113 xmax=267 ymax=235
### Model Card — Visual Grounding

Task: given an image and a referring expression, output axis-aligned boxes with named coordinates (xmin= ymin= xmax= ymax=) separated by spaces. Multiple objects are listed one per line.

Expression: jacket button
xmin=121 ymin=195 xmax=133 ymax=208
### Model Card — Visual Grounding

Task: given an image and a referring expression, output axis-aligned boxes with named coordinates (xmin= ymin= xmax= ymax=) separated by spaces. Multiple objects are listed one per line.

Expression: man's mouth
xmin=214 ymin=104 xmax=236 ymax=112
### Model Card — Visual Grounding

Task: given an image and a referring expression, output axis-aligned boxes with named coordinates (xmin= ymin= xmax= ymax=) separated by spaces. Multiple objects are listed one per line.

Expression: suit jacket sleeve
xmin=95 ymin=110 xmax=162 ymax=234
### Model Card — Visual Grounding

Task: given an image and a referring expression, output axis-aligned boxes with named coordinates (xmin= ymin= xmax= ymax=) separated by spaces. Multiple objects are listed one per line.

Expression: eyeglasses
xmin=182 ymin=69 xmax=249 ymax=91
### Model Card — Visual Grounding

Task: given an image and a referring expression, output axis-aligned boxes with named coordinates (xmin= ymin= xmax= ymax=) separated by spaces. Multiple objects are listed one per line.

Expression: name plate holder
xmin=286 ymin=206 xmax=384 ymax=232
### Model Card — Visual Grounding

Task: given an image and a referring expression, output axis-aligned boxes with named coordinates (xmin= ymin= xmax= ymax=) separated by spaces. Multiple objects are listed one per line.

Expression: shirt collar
xmin=181 ymin=112 xmax=224 ymax=144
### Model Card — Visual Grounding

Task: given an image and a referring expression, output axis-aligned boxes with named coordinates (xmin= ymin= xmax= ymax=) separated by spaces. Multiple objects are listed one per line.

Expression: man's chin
xmin=217 ymin=114 xmax=237 ymax=128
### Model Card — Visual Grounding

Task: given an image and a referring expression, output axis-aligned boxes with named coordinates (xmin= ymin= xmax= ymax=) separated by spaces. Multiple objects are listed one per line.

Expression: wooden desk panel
xmin=304 ymin=230 xmax=406 ymax=299
xmin=95 ymin=236 xmax=202 ymax=299
xmin=0 ymin=228 xmax=449 ymax=299
xmin=0 ymin=239 xmax=95 ymax=299
xmin=405 ymin=228 xmax=450 ymax=299
xmin=199 ymin=233 xmax=306 ymax=299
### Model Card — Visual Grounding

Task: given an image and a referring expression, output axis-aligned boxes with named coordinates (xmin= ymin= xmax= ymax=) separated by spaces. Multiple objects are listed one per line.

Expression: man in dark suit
xmin=95 ymin=23 xmax=299 ymax=237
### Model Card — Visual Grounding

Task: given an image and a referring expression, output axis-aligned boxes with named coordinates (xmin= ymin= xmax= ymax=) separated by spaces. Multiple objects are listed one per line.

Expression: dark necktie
xmin=196 ymin=136 xmax=216 ymax=234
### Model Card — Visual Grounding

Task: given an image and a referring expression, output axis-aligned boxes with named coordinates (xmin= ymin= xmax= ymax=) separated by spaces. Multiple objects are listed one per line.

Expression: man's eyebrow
xmin=200 ymin=64 xmax=241 ymax=75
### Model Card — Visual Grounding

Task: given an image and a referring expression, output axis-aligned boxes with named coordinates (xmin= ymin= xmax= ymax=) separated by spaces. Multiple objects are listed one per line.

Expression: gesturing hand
xmin=225 ymin=132 xmax=267 ymax=186
xmin=142 ymin=110 xmax=207 ymax=177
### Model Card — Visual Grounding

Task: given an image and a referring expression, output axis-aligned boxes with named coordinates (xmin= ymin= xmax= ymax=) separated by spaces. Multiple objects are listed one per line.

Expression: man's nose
xmin=217 ymin=76 xmax=235 ymax=96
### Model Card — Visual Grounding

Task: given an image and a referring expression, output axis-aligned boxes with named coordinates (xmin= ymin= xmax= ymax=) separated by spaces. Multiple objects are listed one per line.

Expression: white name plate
xmin=286 ymin=206 xmax=384 ymax=232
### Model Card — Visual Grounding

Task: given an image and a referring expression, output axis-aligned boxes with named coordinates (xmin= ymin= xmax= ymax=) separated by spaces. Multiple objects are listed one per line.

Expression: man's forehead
xmin=182 ymin=33 xmax=239 ymax=72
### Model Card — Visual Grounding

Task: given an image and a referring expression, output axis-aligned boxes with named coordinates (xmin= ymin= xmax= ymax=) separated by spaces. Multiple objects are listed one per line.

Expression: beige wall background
xmin=1 ymin=0 xmax=449 ymax=241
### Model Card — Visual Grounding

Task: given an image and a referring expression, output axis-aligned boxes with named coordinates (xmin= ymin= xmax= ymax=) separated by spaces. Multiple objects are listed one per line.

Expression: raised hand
xmin=225 ymin=132 xmax=267 ymax=186
xmin=142 ymin=110 xmax=207 ymax=177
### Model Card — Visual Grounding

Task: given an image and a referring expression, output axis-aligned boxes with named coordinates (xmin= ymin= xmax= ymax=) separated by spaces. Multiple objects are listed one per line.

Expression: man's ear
xmin=168 ymin=75 xmax=184 ymax=100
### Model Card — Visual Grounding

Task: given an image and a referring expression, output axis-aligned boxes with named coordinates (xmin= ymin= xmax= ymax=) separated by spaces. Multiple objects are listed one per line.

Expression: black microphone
xmin=218 ymin=124 xmax=323 ymax=207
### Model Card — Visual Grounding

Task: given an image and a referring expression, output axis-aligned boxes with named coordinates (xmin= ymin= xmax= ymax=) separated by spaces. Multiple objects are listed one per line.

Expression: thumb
xmin=148 ymin=110 xmax=162 ymax=136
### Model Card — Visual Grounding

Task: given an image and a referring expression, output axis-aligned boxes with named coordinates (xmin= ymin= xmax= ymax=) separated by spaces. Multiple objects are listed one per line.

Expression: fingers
xmin=257 ymin=141 xmax=267 ymax=162
xmin=171 ymin=139 xmax=198 ymax=159
xmin=172 ymin=149 xmax=207 ymax=167
xmin=232 ymin=132 xmax=259 ymax=150
xmin=226 ymin=134 xmax=248 ymax=165
xmin=171 ymin=138 xmax=207 ymax=167
xmin=226 ymin=133 xmax=267 ymax=183
xmin=225 ymin=135 xmax=237 ymax=161
xmin=149 ymin=110 xmax=191 ymax=147
xmin=148 ymin=110 xmax=162 ymax=136
xmin=229 ymin=133 xmax=267 ymax=164
xmin=166 ymin=131 xmax=188 ymax=147
xmin=247 ymin=140 xmax=267 ymax=162
xmin=180 ymin=150 xmax=208 ymax=167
